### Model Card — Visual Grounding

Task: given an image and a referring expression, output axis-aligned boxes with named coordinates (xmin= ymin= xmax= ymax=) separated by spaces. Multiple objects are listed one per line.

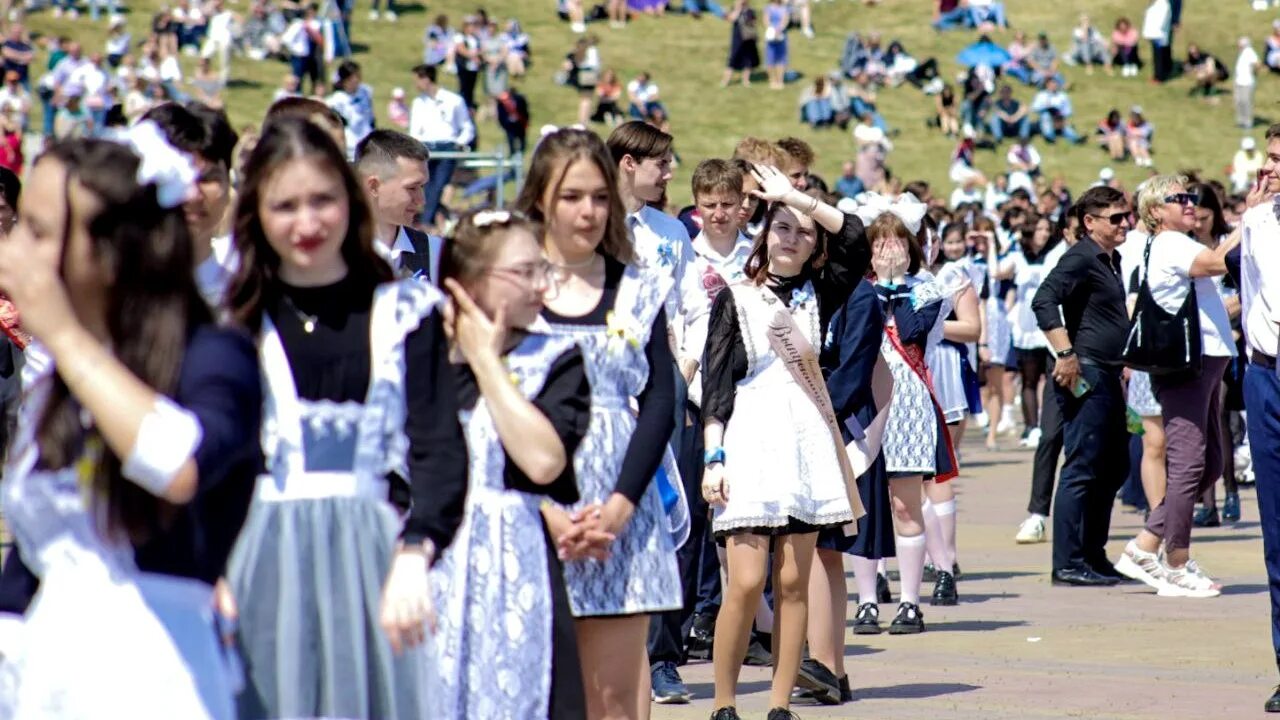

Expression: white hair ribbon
xmin=472 ymin=210 xmax=511 ymax=228
xmin=852 ymin=191 xmax=929 ymax=236
xmin=121 ymin=120 xmax=198 ymax=210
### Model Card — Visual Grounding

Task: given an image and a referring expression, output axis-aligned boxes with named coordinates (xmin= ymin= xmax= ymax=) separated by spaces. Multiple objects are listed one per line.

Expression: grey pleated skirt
xmin=226 ymin=495 xmax=430 ymax=720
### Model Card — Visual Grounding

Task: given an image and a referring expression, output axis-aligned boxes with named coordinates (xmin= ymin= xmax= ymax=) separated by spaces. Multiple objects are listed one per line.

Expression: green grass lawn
xmin=25 ymin=0 xmax=1276 ymax=206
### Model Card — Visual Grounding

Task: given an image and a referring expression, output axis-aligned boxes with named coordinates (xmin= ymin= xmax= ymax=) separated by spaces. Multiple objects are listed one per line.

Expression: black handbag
xmin=1122 ymin=235 xmax=1203 ymax=378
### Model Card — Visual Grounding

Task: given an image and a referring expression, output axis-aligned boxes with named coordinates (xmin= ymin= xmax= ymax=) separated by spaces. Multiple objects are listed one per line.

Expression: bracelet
xmin=807 ymin=195 xmax=820 ymax=215
xmin=704 ymin=446 xmax=725 ymax=466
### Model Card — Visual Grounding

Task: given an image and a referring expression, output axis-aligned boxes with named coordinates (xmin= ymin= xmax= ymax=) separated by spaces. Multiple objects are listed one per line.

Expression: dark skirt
xmin=728 ymin=39 xmax=760 ymax=71
xmin=546 ymin=529 xmax=587 ymax=720
xmin=817 ymin=454 xmax=895 ymax=560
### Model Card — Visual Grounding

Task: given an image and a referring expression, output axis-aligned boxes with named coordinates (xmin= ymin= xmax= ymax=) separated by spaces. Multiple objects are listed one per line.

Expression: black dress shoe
xmin=685 ymin=612 xmax=715 ymax=661
xmin=931 ymin=570 xmax=959 ymax=605
xmin=838 ymin=674 xmax=853 ymax=703
xmin=710 ymin=706 xmax=742 ymax=720
xmin=1266 ymin=685 xmax=1280 ymax=712
xmin=852 ymin=602 xmax=882 ymax=635
xmin=1051 ymin=567 xmax=1120 ymax=586
xmin=743 ymin=631 xmax=772 ymax=667
xmin=795 ymin=658 xmax=841 ymax=705
xmin=876 ymin=573 xmax=893 ymax=604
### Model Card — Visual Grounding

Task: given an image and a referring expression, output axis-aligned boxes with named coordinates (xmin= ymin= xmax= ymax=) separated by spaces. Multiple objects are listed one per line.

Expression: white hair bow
xmin=121 ymin=120 xmax=197 ymax=209
xmin=852 ymin=191 xmax=929 ymax=236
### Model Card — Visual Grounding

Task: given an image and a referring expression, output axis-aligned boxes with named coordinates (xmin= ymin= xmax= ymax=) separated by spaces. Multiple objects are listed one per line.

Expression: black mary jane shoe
xmin=852 ymin=602 xmax=882 ymax=635
xmin=888 ymin=602 xmax=925 ymax=634
xmin=931 ymin=570 xmax=959 ymax=606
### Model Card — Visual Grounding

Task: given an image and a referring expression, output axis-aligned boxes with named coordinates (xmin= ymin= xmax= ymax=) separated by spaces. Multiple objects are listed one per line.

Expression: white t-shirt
xmin=1241 ymin=204 xmax=1280 ymax=357
xmin=1236 ymin=45 xmax=1260 ymax=87
xmin=1143 ymin=231 xmax=1236 ymax=358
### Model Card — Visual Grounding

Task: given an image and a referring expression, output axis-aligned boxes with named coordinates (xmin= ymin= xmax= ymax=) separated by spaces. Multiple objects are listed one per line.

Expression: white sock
xmin=1001 ymin=405 xmax=1016 ymax=424
xmin=851 ymin=555 xmax=880 ymax=608
xmin=934 ymin=499 xmax=958 ymax=571
xmin=895 ymin=534 xmax=927 ymax=605
xmin=922 ymin=500 xmax=946 ymax=571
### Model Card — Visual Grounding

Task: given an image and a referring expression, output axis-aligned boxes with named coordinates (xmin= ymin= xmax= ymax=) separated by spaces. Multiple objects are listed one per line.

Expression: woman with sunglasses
xmin=1115 ymin=176 xmax=1240 ymax=598
xmin=430 ymin=209 xmax=596 ymax=720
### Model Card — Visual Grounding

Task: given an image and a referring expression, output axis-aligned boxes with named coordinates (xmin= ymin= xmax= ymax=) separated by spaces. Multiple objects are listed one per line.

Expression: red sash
xmin=885 ymin=324 xmax=959 ymax=483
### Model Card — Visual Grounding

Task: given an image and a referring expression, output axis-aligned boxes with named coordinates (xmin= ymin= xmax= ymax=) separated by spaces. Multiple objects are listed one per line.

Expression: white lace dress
xmin=543 ymin=261 xmax=686 ymax=616
xmin=429 ymin=331 xmax=579 ymax=720
xmin=713 ymin=282 xmax=855 ymax=534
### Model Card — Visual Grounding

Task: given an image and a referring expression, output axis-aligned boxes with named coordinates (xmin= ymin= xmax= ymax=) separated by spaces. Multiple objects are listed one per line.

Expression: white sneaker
xmin=1158 ymin=565 xmax=1221 ymax=598
xmin=1183 ymin=559 xmax=1223 ymax=591
xmin=384 ymin=9 xmax=396 ymax=20
xmin=974 ymin=411 xmax=990 ymax=429
xmin=570 ymin=21 xmax=586 ymax=33
xmin=368 ymin=9 xmax=378 ymax=19
xmin=1020 ymin=427 xmax=1042 ymax=448
xmin=1015 ymin=516 xmax=1046 ymax=544
xmin=1115 ymin=540 xmax=1167 ymax=590
xmin=996 ymin=416 xmax=1017 ymax=435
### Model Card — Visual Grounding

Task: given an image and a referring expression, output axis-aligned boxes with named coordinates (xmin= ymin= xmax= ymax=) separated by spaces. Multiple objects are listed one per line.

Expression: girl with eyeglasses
xmin=429 ymin=209 xmax=594 ymax=720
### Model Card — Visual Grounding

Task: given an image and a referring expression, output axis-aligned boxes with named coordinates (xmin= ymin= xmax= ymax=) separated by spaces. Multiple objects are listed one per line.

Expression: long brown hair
xmin=514 ymin=128 xmax=635 ymax=264
xmin=35 ymin=139 xmax=212 ymax=542
xmin=743 ymin=201 xmax=829 ymax=283
xmin=226 ymin=116 xmax=391 ymax=333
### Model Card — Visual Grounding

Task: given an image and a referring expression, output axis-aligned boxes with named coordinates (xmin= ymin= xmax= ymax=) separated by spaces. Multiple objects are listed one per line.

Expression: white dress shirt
xmin=195 ymin=235 xmax=240 ymax=310
xmin=687 ymin=230 xmax=753 ymax=406
xmin=375 ymin=226 xmax=444 ymax=284
xmin=328 ymin=84 xmax=375 ymax=157
xmin=1241 ymin=203 xmax=1280 ymax=358
xmin=628 ymin=205 xmax=710 ymax=368
xmin=409 ymin=87 xmax=475 ymax=146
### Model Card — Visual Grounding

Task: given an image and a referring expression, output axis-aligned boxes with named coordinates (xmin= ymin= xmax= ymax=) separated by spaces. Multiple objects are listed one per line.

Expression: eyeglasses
xmin=1163 ymin=193 xmax=1200 ymax=206
xmin=486 ymin=260 xmax=554 ymax=286
xmin=1088 ymin=211 xmax=1130 ymax=225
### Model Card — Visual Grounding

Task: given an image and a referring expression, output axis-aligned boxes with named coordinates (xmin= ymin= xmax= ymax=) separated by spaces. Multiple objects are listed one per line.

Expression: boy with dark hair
xmin=142 ymin=101 xmax=241 ymax=307
xmin=354 ymin=129 xmax=441 ymax=283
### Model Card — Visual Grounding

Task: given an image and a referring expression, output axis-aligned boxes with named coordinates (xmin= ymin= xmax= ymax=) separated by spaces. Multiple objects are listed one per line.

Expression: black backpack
xmin=1122 ymin=235 xmax=1202 ymax=379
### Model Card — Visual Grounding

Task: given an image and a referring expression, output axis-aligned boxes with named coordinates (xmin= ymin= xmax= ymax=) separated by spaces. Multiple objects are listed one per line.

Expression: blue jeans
xmin=989 ymin=116 xmax=1030 ymax=142
xmin=932 ymin=6 xmax=970 ymax=31
xmin=684 ymin=0 xmax=725 ymax=17
xmin=1039 ymin=113 xmax=1081 ymax=143
xmin=969 ymin=2 xmax=1007 ymax=27
xmin=1246 ymin=362 xmax=1280 ymax=671
xmin=802 ymin=97 xmax=834 ymax=126
xmin=40 ymin=92 xmax=54 ymax=138
xmin=88 ymin=0 xmax=117 ymax=20
xmin=849 ymin=98 xmax=887 ymax=131
xmin=1051 ymin=362 xmax=1129 ymax=572
xmin=423 ymin=141 xmax=458 ymax=226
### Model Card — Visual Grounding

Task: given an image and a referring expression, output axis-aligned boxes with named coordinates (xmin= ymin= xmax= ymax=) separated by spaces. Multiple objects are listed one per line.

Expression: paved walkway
xmin=656 ymin=437 xmax=1276 ymax=720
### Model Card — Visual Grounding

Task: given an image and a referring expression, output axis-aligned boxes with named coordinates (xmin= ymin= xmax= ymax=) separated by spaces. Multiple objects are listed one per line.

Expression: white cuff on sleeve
xmin=121 ymin=396 xmax=203 ymax=497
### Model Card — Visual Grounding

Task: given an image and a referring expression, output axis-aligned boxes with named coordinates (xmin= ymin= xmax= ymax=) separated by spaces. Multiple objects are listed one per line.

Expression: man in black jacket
xmin=1031 ymin=185 xmax=1133 ymax=586
xmin=355 ymin=129 xmax=445 ymax=284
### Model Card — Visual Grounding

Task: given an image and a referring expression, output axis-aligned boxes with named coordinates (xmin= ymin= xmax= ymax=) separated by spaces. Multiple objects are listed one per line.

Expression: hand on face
xmin=442 ymin=278 xmax=506 ymax=366
xmin=749 ymin=163 xmax=794 ymax=204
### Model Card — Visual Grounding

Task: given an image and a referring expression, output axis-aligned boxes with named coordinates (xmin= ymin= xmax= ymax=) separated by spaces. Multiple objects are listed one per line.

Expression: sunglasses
xmin=1163 ymin=193 xmax=1200 ymax=206
xmin=1089 ymin=210 xmax=1130 ymax=225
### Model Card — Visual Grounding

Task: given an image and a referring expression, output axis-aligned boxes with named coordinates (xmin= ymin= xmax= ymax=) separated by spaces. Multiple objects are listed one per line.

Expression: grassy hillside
xmin=25 ymin=0 xmax=1276 ymax=205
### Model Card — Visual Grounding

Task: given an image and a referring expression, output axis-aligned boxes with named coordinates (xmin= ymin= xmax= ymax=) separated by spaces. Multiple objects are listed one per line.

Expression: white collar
xmin=692 ymin=230 xmax=751 ymax=263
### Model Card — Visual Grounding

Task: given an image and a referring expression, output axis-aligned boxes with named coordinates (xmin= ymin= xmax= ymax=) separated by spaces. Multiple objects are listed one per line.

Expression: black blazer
xmin=398 ymin=226 xmax=445 ymax=285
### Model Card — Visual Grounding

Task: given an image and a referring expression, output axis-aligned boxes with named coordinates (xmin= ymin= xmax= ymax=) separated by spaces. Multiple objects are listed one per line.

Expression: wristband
xmin=704 ymin=447 xmax=725 ymax=466
xmin=121 ymin=396 xmax=203 ymax=497
xmin=1054 ymin=347 xmax=1076 ymax=359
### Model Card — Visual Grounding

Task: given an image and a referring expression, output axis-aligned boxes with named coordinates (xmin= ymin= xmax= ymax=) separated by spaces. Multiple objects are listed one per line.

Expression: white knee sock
xmin=922 ymin=499 xmax=950 ymax=573
xmin=895 ymin=534 xmax=927 ymax=605
xmin=934 ymin=499 xmax=958 ymax=570
xmin=851 ymin=555 xmax=881 ymax=608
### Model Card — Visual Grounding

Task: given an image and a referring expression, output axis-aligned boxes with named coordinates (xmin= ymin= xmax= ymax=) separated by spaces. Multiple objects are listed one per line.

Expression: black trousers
xmin=1152 ymin=41 xmax=1174 ymax=82
xmin=648 ymin=370 xmax=719 ymax=665
xmin=1028 ymin=357 xmax=1065 ymax=516
xmin=1051 ymin=362 xmax=1130 ymax=571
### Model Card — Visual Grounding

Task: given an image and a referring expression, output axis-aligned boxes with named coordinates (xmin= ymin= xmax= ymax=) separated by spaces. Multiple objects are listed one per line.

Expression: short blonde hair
xmin=1136 ymin=173 xmax=1189 ymax=231
xmin=733 ymin=136 xmax=786 ymax=167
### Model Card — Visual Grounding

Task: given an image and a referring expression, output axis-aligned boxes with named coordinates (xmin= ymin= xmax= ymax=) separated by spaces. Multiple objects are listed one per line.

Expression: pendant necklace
xmin=281 ymin=293 xmax=319 ymax=334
